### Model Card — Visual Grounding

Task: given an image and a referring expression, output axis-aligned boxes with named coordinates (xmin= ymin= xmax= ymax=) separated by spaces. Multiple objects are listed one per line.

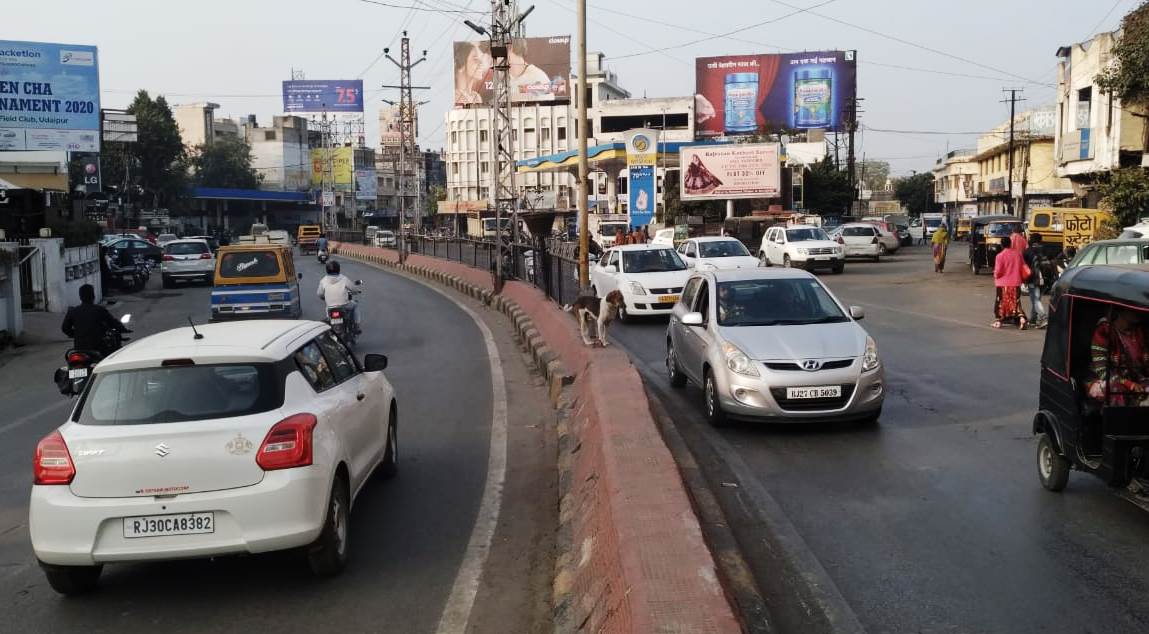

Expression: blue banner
xmin=625 ymin=129 xmax=657 ymax=228
xmin=0 ymin=40 xmax=100 ymax=151
xmin=283 ymin=80 xmax=364 ymax=113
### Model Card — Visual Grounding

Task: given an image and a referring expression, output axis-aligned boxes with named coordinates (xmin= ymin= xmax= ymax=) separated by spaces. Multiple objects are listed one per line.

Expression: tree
xmin=1097 ymin=1 xmax=1149 ymax=150
xmin=894 ymin=172 xmax=937 ymax=216
xmin=424 ymin=185 xmax=446 ymax=219
xmin=856 ymin=160 xmax=890 ymax=193
xmin=1098 ymin=167 xmax=1149 ymax=226
xmin=188 ymin=138 xmax=261 ymax=189
xmin=803 ymin=157 xmax=853 ymax=215
xmin=122 ymin=90 xmax=188 ymax=206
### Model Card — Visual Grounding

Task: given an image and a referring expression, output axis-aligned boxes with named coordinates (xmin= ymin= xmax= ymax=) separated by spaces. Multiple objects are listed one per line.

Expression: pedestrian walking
xmin=931 ymin=223 xmax=950 ymax=273
xmin=993 ymin=235 xmax=1028 ymax=330
xmin=614 ymin=227 xmax=625 ymax=247
xmin=1010 ymin=226 xmax=1028 ymax=254
xmin=1023 ymin=233 xmax=1049 ymax=328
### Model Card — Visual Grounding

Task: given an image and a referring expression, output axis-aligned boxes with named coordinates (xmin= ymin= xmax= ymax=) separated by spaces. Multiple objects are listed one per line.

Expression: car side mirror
xmin=602 ymin=265 xmax=618 ymax=274
xmin=850 ymin=306 xmax=864 ymax=320
xmin=363 ymin=353 xmax=388 ymax=372
xmin=355 ymin=279 xmax=363 ymax=286
xmin=682 ymin=312 xmax=704 ymax=326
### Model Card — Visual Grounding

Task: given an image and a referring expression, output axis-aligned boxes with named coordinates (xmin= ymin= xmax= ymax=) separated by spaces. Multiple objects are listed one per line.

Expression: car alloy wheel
xmin=667 ymin=342 xmax=687 ymax=388
xmin=704 ymin=371 xmax=727 ymax=427
xmin=879 ymin=243 xmax=889 ymax=256
xmin=783 ymin=255 xmax=792 ymax=268
xmin=307 ymin=476 xmax=350 ymax=576
xmin=759 ymin=253 xmax=770 ymax=267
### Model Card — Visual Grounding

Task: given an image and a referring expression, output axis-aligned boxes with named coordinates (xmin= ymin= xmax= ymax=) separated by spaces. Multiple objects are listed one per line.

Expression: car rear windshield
xmin=76 ymin=364 xmax=283 ymax=425
xmin=699 ymin=240 xmax=750 ymax=258
xmin=623 ymin=249 xmax=687 ymax=273
xmin=786 ymin=228 xmax=830 ymax=242
xmin=842 ymin=226 xmax=875 ymax=237
xmin=718 ymin=278 xmax=848 ymax=327
xmin=986 ymin=222 xmax=1022 ymax=237
xmin=165 ymin=242 xmax=209 ymax=255
xmin=219 ymin=251 xmax=282 ymax=278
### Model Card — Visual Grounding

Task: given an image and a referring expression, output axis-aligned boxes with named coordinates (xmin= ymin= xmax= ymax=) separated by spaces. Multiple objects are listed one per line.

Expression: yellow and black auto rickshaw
xmin=968 ymin=215 xmax=1026 ymax=275
xmin=1033 ymin=264 xmax=1149 ymax=503
xmin=210 ymin=244 xmax=302 ymax=321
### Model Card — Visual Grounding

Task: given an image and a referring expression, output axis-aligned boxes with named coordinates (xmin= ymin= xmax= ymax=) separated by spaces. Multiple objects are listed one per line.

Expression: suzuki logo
xmin=154 ymin=443 xmax=171 ymax=458
xmin=801 ymin=360 xmax=822 ymax=371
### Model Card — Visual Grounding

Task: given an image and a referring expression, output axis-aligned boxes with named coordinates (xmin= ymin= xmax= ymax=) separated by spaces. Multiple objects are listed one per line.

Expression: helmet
xmin=326 ymin=261 xmax=340 ymax=275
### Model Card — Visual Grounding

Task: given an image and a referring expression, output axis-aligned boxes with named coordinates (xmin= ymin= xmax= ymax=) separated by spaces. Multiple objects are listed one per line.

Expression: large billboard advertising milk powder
xmin=695 ymin=51 xmax=856 ymax=137
xmin=0 ymin=40 xmax=100 ymax=151
xmin=453 ymin=36 xmax=571 ymax=106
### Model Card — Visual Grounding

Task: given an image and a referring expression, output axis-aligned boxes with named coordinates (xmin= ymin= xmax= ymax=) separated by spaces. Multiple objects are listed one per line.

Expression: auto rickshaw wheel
xmin=1037 ymin=433 xmax=1070 ymax=492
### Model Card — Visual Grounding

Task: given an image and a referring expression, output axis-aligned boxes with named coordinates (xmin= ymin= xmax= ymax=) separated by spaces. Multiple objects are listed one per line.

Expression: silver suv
xmin=666 ymin=268 xmax=884 ymax=425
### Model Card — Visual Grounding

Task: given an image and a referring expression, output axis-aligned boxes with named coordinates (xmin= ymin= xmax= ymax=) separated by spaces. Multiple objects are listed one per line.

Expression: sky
xmin=3 ymin=0 xmax=1137 ymax=177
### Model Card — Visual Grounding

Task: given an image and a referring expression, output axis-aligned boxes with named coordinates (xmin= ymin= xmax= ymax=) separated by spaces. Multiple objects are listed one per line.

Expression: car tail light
xmin=256 ymin=414 xmax=317 ymax=471
xmin=199 ymin=253 xmax=212 ymax=259
xmin=162 ymin=254 xmax=175 ymax=261
xmin=34 ymin=431 xmax=76 ymax=485
xmin=66 ymin=351 xmax=90 ymax=366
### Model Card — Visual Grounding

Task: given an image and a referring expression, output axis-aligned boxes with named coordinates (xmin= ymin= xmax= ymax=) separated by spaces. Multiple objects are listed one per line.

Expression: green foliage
xmin=894 ymin=173 xmax=937 ymax=216
xmin=425 ymin=185 xmax=447 ymax=217
xmin=188 ymin=138 xmax=261 ymax=189
xmin=803 ymin=157 xmax=852 ymax=215
xmin=1097 ymin=1 xmax=1149 ymax=122
xmin=47 ymin=218 xmax=104 ymax=247
xmin=1098 ymin=167 xmax=1149 ymax=226
xmin=127 ymin=91 xmax=188 ymax=205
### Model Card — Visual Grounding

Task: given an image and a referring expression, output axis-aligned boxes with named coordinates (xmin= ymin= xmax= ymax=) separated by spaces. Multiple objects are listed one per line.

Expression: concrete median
xmin=330 ymin=242 xmax=740 ymax=634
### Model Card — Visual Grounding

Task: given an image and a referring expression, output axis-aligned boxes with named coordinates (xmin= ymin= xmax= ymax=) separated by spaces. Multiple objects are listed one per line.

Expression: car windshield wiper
xmin=802 ymin=315 xmax=849 ymax=324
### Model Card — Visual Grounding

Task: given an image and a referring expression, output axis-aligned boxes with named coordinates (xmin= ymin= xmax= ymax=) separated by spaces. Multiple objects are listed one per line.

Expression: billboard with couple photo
xmin=453 ymin=36 xmax=571 ymax=106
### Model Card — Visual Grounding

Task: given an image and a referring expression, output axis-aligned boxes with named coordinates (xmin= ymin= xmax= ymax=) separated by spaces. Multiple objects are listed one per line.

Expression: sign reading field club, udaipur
xmin=0 ymin=40 xmax=101 ymax=152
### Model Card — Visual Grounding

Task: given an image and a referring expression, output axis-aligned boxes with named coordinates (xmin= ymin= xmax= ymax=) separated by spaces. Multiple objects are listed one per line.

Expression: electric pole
xmin=845 ymin=97 xmax=863 ymax=213
xmin=465 ymin=1 xmax=534 ymax=290
xmin=382 ymin=32 xmax=429 ymax=264
xmin=577 ymin=0 xmax=589 ymax=290
xmin=1002 ymin=88 xmax=1025 ymax=216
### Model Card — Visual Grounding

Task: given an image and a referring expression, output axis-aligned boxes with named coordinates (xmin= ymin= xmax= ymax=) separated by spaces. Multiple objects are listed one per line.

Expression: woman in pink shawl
xmin=1010 ymin=226 xmax=1028 ymax=254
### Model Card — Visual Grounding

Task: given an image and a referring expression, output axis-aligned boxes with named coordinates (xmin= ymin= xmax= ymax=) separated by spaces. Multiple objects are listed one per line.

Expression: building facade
xmin=932 ymin=149 xmax=979 ymax=216
xmin=173 ymin=103 xmax=220 ymax=148
xmin=244 ymin=115 xmax=311 ymax=192
xmin=974 ymin=106 xmax=1073 ymax=217
xmin=1054 ymin=30 xmax=1147 ymax=207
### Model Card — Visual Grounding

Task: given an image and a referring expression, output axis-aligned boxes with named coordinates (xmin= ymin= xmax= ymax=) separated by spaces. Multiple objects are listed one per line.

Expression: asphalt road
xmin=0 ymin=254 xmax=554 ymax=633
xmin=612 ymin=245 xmax=1149 ymax=634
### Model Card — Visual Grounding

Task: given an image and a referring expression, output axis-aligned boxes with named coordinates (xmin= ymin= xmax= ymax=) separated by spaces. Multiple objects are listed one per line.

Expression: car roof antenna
xmin=188 ymin=317 xmax=204 ymax=340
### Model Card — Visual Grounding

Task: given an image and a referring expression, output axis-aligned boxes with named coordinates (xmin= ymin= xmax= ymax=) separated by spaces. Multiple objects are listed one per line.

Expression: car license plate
xmin=68 ymin=368 xmax=88 ymax=379
xmin=658 ymin=295 xmax=680 ymax=304
xmin=330 ymin=317 xmax=344 ymax=325
xmin=123 ymin=512 xmax=215 ymax=539
xmin=786 ymin=386 xmax=842 ymax=399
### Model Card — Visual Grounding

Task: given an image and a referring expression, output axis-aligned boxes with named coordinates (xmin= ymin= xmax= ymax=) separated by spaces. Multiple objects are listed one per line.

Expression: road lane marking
xmin=0 ymin=399 xmax=73 ymax=437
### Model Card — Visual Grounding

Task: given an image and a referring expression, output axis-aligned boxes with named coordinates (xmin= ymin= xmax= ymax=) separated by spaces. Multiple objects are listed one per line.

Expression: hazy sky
xmin=4 ymin=0 xmax=1134 ymax=176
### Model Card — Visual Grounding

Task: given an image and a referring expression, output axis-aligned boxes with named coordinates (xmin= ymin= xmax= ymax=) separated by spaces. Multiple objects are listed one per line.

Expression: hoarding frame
xmin=283 ymin=80 xmax=365 ymax=113
xmin=0 ymin=39 xmax=101 ymax=152
xmin=680 ymin=143 xmax=781 ymax=201
xmin=453 ymin=36 xmax=572 ymax=107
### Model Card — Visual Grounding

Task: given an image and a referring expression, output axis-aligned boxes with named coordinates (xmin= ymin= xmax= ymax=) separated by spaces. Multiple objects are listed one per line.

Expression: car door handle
xmin=357 ymin=393 xmax=366 ymax=402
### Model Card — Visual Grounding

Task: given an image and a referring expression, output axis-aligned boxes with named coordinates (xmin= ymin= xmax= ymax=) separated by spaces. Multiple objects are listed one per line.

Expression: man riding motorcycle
xmin=317 ymin=261 xmax=361 ymax=334
xmin=316 ymin=233 xmax=329 ymax=263
xmin=61 ymin=284 xmax=130 ymax=359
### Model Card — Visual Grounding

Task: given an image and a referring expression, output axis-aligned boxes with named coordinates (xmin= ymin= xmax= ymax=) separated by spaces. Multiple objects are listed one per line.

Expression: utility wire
xmin=359 ymin=0 xmax=482 ymax=13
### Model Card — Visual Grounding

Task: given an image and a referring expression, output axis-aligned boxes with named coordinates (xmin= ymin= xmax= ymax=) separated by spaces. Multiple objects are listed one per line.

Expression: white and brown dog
xmin=564 ymin=290 xmax=624 ymax=347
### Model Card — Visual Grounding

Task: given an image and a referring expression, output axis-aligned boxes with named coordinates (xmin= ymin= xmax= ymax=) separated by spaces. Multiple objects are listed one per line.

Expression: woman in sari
xmin=931 ymin=223 xmax=950 ymax=273
xmin=993 ymin=235 xmax=1028 ymax=329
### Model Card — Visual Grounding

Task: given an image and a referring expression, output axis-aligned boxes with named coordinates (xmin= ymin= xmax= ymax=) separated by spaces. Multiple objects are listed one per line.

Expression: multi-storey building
xmin=932 ymin=149 xmax=979 ymax=216
xmin=973 ymin=106 xmax=1073 ymax=217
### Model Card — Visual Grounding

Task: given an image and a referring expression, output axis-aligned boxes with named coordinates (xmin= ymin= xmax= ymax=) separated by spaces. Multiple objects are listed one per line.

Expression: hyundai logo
xmin=154 ymin=443 xmax=171 ymax=458
xmin=801 ymin=360 xmax=822 ymax=371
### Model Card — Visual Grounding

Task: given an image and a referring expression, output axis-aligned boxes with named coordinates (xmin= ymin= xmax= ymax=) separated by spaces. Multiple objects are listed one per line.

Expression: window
xmin=684 ymin=242 xmax=697 ymax=258
xmin=842 ymin=226 xmax=875 ymax=237
xmin=680 ymin=277 xmax=702 ymax=308
xmin=451 ymin=131 xmax=458 ymax=145
xmin=218 ymin=250 xmax=281 ymax=278
xmin=1106 ymin=245 xmax=1142 ymax=265
xmin=294 ymin=341 xmax=336 ymax=392
xmin=78 ymin=364 xmax=281 ymax=425
xmin=315 ymin=332 xmax=358 ymax=383
xmin=606 ymin=250 xmax=620 ymax=267
xmin=1076 ymin=87 xmax=1092 ymax=130
xmin=541 ymin=128 xmax=551 ymax=143
xmin=480 ymin=129 xmax=488 ymax=144
xmin=557 ymin=127 xmax=567 ymax=141
xmin=165 ymin=242 xmax=210 ymax=256
xmin=264 ymin=130 xmax=276 ymax=141
xmin=693 ymin=280 xmax=710 ymax=324
xmin=716 ymin=278 xmax=848 ymax=327
xmin=785 ymin=228 xmax=830 ymax=242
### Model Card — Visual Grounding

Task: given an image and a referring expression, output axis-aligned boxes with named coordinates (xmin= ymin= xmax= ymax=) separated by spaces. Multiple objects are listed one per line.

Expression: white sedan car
xmin=591 ymin=244 xmax=693 ymax=320
xmin=677 ymin=237 xmax=761 ymax=271
xmin=30 ymin=320 xmax=398 ymax=595
xmin=758 ymin=225 xmax=845 ymax=273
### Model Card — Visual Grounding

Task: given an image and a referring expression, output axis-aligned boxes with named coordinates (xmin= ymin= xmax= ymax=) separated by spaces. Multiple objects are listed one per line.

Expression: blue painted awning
xmin=192 ymin=187 xmax=313 ymax=203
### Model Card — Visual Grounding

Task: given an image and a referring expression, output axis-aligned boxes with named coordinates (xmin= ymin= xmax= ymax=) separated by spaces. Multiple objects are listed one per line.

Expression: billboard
xmin=695 ymin=50 xmax=856 ymax=137
xmin=453 ymin=36 xmax=571 ymax=106
xmin=355 ymin=168 xmax=377 ymax=200
xmin=624 ymin=129 xmax=657 ymax=228
xmin=283 ymin=80 xmax=364 ymax=113
xmin=680 ymin=143 xmax=781 ymax=201
xmin=310 ymin=147 xmax=353 ymax=188
xmin=0 ymin=40 xmax=101 ymax=151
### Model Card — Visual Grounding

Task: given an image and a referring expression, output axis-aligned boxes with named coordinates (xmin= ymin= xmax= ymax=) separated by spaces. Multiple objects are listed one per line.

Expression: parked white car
xmin=758 ymin=225 xmax=845 ymax=273
xmin=833 ymin=223 xmax=884 ymax=261
xmin=374 ymin=230 xmax=398 ymax=248
xmin=859 ymin=221 xmax=901 ymax=254
xmin=591 ymin=244 xmax=693 ymax=321
xmin=161 ymin=239 xmax=215 ymax=287
xmin=29 ymin=320 xmax=399 ymax=595
xmin=651 ymin=228 xmax=676 ymax=248
xmin=155 ymin=233 xmax=179 ymax=247
xmin=677 ymin=237 xmax=761 ymax=271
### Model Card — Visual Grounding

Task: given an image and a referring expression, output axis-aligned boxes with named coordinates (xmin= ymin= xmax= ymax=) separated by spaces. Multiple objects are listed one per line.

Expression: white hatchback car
xmin=161 ymin=239 xmax=215 ymax=287
xmin=677 ymin=237 xmax=761 ymax=271
xmin=591 ymin=244 xmax=693 ymax=320
xmin=758 ymin=225 xmax=845 ymax=273
xmin=832 ymin=223 xmax=884 ymax=262
xmin=30 ymin=320 xmax=398 ymax=595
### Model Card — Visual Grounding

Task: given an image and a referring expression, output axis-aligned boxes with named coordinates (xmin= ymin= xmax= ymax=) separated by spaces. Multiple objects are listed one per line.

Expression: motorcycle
xmin=325 ymin=282 xmax=362 ymax=348
xmin=317 ymin=249 xmax=329 ymax=264
xmin=53 ymin=314 xmax=132 ymax=396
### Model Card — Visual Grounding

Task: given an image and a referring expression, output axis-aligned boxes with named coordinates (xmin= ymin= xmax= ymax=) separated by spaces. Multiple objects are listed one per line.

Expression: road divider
xmin=330 ymin=242 xmax=740 ymax=634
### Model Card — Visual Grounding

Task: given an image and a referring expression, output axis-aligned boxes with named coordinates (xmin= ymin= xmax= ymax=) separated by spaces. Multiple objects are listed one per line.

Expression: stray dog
xmin=564 ymin=290 xmax=624 ymax=347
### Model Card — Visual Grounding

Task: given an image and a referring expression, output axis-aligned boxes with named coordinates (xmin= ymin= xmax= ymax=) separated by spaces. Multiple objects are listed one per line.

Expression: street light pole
xmin=577 ymin=0 xmax=590 ymax=291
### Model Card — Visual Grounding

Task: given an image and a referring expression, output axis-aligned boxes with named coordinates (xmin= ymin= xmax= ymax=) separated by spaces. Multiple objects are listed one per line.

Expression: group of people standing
xmin=614 ymin=226 xmax=650 ymax=246
xmin=992 ymin=228 xmax=1049 ymax=331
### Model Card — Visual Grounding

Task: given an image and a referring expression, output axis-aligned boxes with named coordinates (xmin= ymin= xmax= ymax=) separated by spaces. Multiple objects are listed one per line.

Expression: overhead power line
xmin=359 ymin=0 xmax=481 ymax=13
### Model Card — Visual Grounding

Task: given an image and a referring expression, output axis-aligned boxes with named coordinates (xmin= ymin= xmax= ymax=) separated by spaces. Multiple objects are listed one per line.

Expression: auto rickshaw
xmin=954 ymin=217 xmax=972 ymax=241
xmin=210 ymin=244 xmax=303 ymax=321
xmin=1033 ymin=264 xmax=1149 ymax=498
xmin=968 ymin=215 xmax=1026 ymax=275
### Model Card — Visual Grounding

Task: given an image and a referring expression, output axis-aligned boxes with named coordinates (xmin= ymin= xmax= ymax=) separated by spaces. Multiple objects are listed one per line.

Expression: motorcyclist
xmin=61 ymin=284 xmax=129 ymax=358
xmin=317 ymin=261 xmax=360 ymax=333
xmin=316 ymin=233 xmax=329 ymax=258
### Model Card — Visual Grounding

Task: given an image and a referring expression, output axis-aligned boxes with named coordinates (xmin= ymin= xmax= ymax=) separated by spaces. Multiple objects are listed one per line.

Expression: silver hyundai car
xmin=666 ymin=268 xmax=884 ymax=425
